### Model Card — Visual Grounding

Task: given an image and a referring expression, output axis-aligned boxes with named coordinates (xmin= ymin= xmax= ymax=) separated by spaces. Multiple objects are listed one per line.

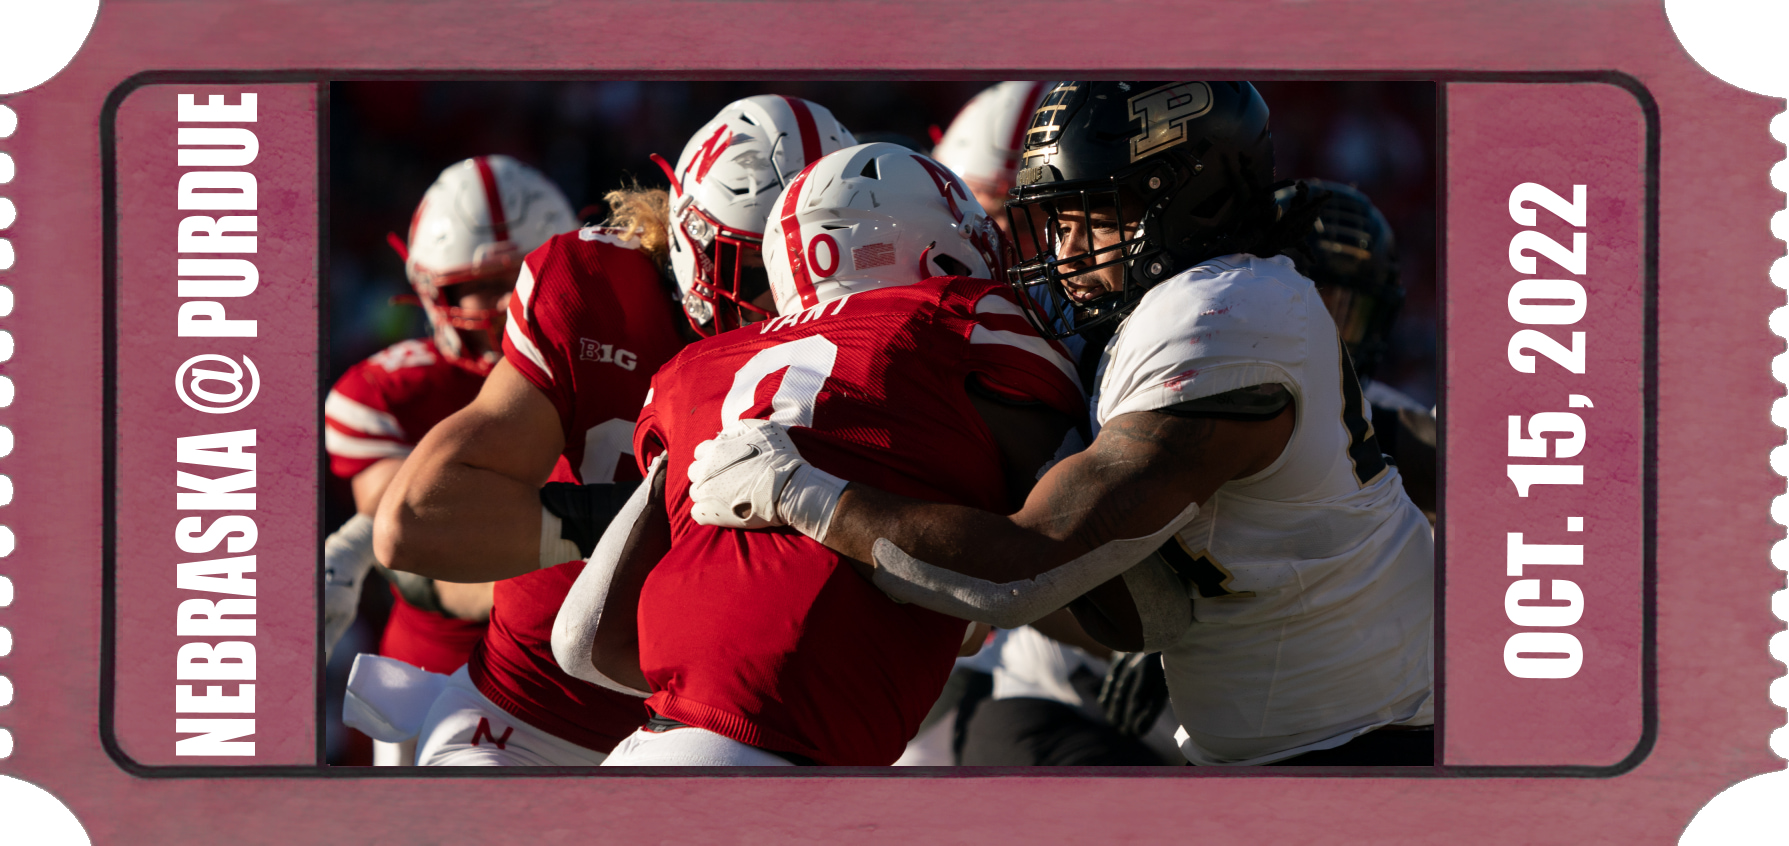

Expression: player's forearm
xmin=376 ymin=454 xmax=544 ymax=583
xmin=349 ymin=457 xmax=405 ymax=517
xmin=821 ymin=415 xmax=1226 ymax=628
xmin=827 ymin=431 xmax=1183 ymax=583
xmin=826 ymin=484 xmax=1069 ymax=580
xmin=590 ymin=503 xmax=668 ymax=691
xmin=557 ymin=459 xmax=668 ymax=697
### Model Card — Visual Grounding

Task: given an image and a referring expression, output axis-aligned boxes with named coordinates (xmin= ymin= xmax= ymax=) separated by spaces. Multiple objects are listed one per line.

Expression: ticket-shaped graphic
xmin=2 ymin=1 xmax=1784 ymax=843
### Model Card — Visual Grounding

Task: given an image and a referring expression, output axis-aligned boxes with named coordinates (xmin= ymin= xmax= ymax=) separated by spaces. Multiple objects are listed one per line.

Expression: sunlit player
xmin=368 ymin=97 xmax=854 ymax=765
xmin=687 ymin=82 xmax=1436 ymax=766
xmin=321 ymin=155 xmax=576 ymax=765
xmin=931 ymin=81 xmax=1050 ymax=243
xmin=554 ymin=142 xmax=1084 ymax=766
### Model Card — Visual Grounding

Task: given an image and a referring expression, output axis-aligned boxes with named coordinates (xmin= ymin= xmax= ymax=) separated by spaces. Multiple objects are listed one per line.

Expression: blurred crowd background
xmin=323 ymin=79 xmax=1437 ymax=763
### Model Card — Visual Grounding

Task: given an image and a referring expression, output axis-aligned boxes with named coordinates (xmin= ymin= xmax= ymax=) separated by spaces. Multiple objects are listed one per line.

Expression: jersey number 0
xmin=717 ymin=335 xmax=840 ymax=434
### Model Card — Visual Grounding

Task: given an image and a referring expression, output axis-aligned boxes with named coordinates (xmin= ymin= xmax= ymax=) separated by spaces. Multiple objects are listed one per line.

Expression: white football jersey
xmin=1091 ymin=253 xmax=1434 ymax=766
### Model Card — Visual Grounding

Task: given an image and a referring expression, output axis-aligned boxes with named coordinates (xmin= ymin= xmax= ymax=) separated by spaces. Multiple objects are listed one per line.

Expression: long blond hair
xmin=601 ymin=183 xmax=672 ymax=270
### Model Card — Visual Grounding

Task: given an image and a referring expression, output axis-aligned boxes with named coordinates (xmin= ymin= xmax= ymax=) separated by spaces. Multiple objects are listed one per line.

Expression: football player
xmin=369 ymin=96 xmax=854 ymax=766
xmin=1096 ymin=179 xmax=1439 ymax=760
xmin=321 ymin=155 xmax=576 ymax=765
xmin=930 ymin=81 xmax=1175 ymax=767
xmin=1278 ymin=179 xmax=1435 ymax=516
xmin=687 ymin=82 xmax=1436 ymax=767
xmin=931 ymin=81 xmax=1050 ymax=242
xmin=552 ymin=142 xmax=1085 ymax=766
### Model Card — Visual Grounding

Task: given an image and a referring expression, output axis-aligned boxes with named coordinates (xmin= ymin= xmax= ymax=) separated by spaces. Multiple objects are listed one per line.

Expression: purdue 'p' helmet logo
xmin=1126 ymin=82 xmax=1215 ymax=162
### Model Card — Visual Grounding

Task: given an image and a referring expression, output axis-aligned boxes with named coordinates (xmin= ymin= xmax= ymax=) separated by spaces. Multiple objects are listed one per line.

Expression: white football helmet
xmin=764 ymin=143 xmax=1004 ymax=316
xmin=932 ymin=81 xmax=1052 ymax=222
xmin=392 ymin=155 xmax=577 ymax=373
xmin=657 ymin=95 xmax=854 ymax=335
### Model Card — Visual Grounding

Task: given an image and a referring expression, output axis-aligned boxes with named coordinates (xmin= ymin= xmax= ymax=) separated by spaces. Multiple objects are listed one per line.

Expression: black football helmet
xmin=1005 ymin=81 xmax=1276 ymax=339
xmin=1276 ymin=179 xmax=1403 ymax=379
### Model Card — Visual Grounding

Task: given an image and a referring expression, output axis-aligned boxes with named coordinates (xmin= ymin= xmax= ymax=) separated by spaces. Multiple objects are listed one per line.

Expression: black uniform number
xmin=1339 ymin=342 xmax=1388 ymax=487
xmin=1157 ymin=536 xmax=1253 ymax=600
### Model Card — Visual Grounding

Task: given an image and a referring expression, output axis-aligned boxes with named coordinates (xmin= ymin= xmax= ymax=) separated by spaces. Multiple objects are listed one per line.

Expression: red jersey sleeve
xmin=502 ymin=248 xmax=577 ymax=435
xmin=323 ymin=363 xmax=413 ymax=479
xmin=948 ymin=280 xmax=1086 ymax=419
xmin=324 ymin=339 xmax=487 ymax=480
xmin=632 ymin=379 xmax=667 ymax=473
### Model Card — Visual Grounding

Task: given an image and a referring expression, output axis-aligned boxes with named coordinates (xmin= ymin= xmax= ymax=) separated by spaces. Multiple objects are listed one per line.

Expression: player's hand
xmin=687 ymin=419 xmax=807 ymax=530
xmin=1099 ymin=651 xmax=1170 ymax=738
xmin=322 ymin=513 xmax=379 ymax=659
xmin=688 ymin=419 xmax=852 ymax=540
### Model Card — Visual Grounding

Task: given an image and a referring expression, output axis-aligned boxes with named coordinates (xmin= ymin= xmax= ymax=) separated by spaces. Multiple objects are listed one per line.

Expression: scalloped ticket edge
xmin=0 ymin=1 xmax=1784 ymax=843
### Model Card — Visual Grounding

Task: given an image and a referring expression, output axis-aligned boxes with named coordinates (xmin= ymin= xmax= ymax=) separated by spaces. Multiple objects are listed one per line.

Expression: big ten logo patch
xmin=578 ymin=338 xmax=637 ymax=371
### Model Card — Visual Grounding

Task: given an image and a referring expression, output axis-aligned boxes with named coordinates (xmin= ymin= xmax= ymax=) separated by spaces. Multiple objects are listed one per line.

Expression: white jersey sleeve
xmin=1094 ymin=254 xmax=1310 ymax=424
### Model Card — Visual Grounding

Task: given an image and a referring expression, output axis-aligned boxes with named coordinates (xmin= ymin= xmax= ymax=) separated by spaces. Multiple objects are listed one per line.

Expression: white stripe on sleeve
xmin=324 ymin=428 xmax=415 ymax=460
xmin=504 ymin=306 xmax=554 ymax=384
xmin=969 ymin=323 xmax=1081 ymax=391
xmin=323 ymin=390 xmax=405 ymax=439
xmin=514 ymin=263 xmax=537 ymax=321
xmin=973 ymin=293 xmax=1030 ymax=319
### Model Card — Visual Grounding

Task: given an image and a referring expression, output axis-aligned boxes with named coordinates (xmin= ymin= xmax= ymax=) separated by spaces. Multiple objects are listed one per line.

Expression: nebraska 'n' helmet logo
xmin=1126 ymin=82 xmax=1214 ymax=162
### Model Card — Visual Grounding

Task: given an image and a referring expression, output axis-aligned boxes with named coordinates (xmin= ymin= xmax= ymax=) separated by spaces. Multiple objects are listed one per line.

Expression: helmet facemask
xmin=401 ymin=262 xmax=518 ymax=374
xmin=1006 ymin=168 xmax=1173 ymax=341
xmin=660 ymin=95 xmax=856 ymax=337
xmin=391 ymin=154 xmax=578 ymax=375
xmin=671 ymin=198 xmax=774 ymax=336
xmin=1279 ymin=179 xmax=1404 ymax=380
xmin=1003 ymin=81 xmax=1278 ymax=340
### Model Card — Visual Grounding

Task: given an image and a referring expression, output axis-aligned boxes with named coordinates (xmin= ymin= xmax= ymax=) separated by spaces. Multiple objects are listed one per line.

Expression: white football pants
xmin=371 ymin=739 xmax=415 ymax=767
xmin=414 ymin=666 xmax=610 ymax=766
xmin=601 ymin=726 xmax=795 ymax=766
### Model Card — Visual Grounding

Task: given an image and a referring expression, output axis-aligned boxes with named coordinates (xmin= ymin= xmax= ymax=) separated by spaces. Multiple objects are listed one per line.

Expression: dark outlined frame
xmin=98 ymin=68 xmax=1658 ymax=780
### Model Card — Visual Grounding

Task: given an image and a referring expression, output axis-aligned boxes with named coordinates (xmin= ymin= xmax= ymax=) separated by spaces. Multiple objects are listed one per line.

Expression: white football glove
xmin=322 ymin=513 xmax=378 ymax=660
xmin=687 ymin=419 xmax=847 ymax=542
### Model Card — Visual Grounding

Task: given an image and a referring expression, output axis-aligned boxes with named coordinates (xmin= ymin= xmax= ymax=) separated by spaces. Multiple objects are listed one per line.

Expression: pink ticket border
xmin=96 ymin=69 xmax=1660 ymax=780
xmin=100 ymin=75 xmax=333 ymax=774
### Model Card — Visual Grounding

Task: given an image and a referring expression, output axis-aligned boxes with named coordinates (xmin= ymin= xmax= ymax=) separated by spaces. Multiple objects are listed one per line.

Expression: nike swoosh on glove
xmin=687 ymin=419 xmax=806 ymax=530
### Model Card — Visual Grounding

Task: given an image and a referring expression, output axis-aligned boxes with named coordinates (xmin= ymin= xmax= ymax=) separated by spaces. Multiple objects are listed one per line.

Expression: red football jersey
xmin=324 ymin=337 xmax=489 ymax=672
xmin=376 ymin=584 xmax=487 ymax=674
xmin=324 ymin=338 xmax=484 ymax=479
xmin=471 ymin=227 xmax=687 ymax=752
xmin=633 ymin=276 xmax=1085 ymax=766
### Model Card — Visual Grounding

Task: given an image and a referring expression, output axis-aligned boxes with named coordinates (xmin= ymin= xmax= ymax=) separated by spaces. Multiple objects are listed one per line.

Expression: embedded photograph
xmin=320 ymin=79 xmax=1438 ymax=768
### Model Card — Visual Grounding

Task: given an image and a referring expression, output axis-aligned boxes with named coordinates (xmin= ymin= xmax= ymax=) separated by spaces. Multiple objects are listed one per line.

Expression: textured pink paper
xmin=0 ymin=0 xmax=1781 ymax=841
xmin=1441 ymin=82 xmax=1649 ymax=767
xmin=110 ymin=84 xmax=317 ymax=766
